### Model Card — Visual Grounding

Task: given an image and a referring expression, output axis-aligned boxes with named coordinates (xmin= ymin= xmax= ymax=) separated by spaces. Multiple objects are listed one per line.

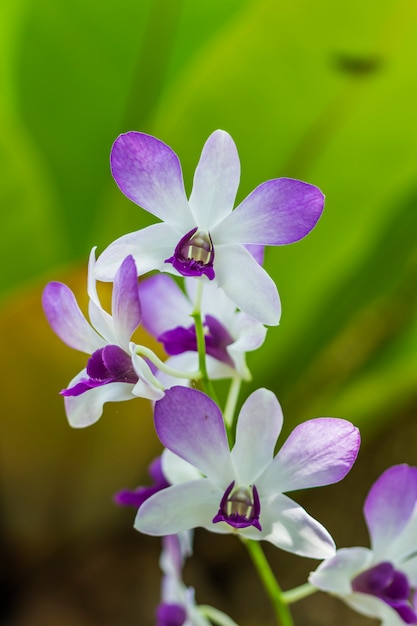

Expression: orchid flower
xmin=42 ymin=249 xmax=164 ymax=427
xmin=139 ymin=273 xmax=267 ymax=382
xmin=309 ymin=464 xmax=417 ymax=625
xmin=135 ymin=386 xmax=360 ymax=559
xmin=93 ymin=130 xmax=324 ymax=325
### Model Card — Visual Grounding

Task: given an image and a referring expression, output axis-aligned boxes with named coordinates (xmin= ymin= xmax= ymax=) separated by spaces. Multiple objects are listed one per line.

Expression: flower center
xmin=158 ymin=314 xmax=234 ymax=367
xmin=61 ymin=345 xmax=139 ymax=397
xmin=352 ymin=561 xmax=417 ymax=624
xmin=212 ymin=480 xmax=262 ymax=531
xmin=165 ymin=227 xmax=215 ymax=280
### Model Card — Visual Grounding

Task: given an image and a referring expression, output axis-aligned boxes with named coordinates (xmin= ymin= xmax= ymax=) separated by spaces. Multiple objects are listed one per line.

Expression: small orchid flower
xmin=93 ymin=130 xmax=324 ymax=325
xmin=139 ymin=273 xmax=267 ymax=382
xmin=156 ymin=534 xmax=211 ymax=626
xmin=135 ymin=387 xmax=360 ymax=559
xmin=309 ymin=464 xmax=417 ymax=625
xmin=42 ymin=249 xmax=164 ymax=427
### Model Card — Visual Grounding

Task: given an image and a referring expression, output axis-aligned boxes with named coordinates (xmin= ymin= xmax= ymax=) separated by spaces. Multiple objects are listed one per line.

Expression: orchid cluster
xmin=43 ymin=130 xmax=417 ymax=626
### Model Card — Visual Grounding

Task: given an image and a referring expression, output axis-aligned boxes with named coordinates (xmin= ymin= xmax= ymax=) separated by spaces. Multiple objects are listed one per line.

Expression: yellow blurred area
xmin=0 ymin=266 xmax=162 ymax=561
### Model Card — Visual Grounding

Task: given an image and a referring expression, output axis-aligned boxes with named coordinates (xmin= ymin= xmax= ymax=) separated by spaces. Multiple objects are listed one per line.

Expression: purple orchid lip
xmin=213 ymin=480 xmax=262 ymax=531
xmin=155 ymin=602 xmax=187 ymax=626
xmin=158 ymin=314 xmax=234 ymax=367
xmin=352 ymin=562 xmax=417 ymax=624
xmin=61 ymin=344 xmax=139 ymax=397
xmin=165 ymin=227 xmax=215 ymax=279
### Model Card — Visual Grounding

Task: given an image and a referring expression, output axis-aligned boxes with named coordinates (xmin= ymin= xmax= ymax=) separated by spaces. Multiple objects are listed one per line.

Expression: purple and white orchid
xmin=42 ymin=249 xmax=164 ymax=427
xmin=135 ymin=386 xmax=360 ymax=559
xmin=309 ymin=464 xmax=417 ymax=625
xmin=93 ymin=130 xmax=324 ymax=325
xmin=139 ymin=273 xmax=267 ymax=382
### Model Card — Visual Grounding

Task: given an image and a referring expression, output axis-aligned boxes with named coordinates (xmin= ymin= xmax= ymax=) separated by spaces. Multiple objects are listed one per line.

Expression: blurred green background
xmin=1 ymin=0 xmax=417 ymax=624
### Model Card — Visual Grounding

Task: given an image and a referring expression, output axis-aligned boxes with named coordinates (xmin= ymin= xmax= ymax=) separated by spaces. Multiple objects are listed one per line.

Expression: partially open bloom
xmin=135 ymin=386 xmax=360 ymax=559
xmin=93 ymin=130 xmax=324 ymax=325
xmin=309 ymin=464 xmax=417 ymax=625
xmin=139 ymin=273 xmax=267 ymax=382
xmin=42 ymin=250 xmax=163 ymax=427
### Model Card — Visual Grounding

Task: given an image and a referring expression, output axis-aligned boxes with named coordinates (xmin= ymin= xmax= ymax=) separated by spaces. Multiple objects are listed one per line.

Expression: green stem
xmin=282 ymin=583 xmax=317 ymax=605
xmin=199 ymin=605 xmax=240 ymax=626
xmin=243 ymin=539 xmax=294 ymax=626
xmin=190 ymin=281 xmax=219 ymax=402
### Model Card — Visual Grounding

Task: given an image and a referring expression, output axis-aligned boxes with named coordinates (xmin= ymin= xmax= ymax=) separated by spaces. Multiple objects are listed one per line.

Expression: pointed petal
xmin=84 ymin=247 xmax=117 ymax=344
xmin=309 ymin=547 xmax=373 ymax=595
xmin=215 ymin=178 xmax=324 ymax=245
xmin=214 ymin=244 xmax=281 ymax=325
xmin=364 ymin=464 xmax=417 ymax=556
xmin=130 ymin=347 xmax=165 ymax=401
xmin=42 ymin=281 xmax=104 ymax=353
xmin=231 ymin=389 xmax=283 ymax=484
xmin=111 ymin=132 xmax=193 ymax=230
xmin=63 ymin=371 xmax=135 ymax=427
xmin=111 ymin=255 xmax=142 ymax=347
xmin=140 ymin=274 xmax=192 ymax=337
xmin=189 ymin=130 xmax=240 ymax=230
xmin=94 ymin=223 xmax=181 ymax=280
xmin=135 ymin=480 xmax=221 ymax=535
xmin=154 ymin=387 xmax=233 ymax=487
xmin=258 ymin=418 xmax=360 ymax=495
xmin=254 ymin=493 xmax=336 ymax=558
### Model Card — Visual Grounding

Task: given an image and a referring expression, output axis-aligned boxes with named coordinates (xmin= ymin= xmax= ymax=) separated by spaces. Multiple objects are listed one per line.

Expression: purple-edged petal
xmin=214 ymin=244 xmax=281 ymax=325
xmin=231 ymin=389 xmax=283 ymax=484
xmin=252 ymin=493 xmax=336 ymax=558
xmin=258 ymin=418 xmax=360 ymax=495
xmin=189 ymin=130 xmax=240 ymax=230
xmin=214 ymin=178 xmax=324 ymax=245
xmin=94 ymin=223 xmax=181 ymax=281
xmin=309 ymin=547 xmax=373 ymax=595
xmin=63 ymin=372 xmax=135 ymax=427
xmin=364 ymin=464 xmax=417 ymax=557
xmin=154 ymin=387 xmax=233 ymax=487
xmin=135 ymin=480 xmax=221 ymax=536
xmin=111 ymin=255 xmax=142 ymax=347
xmin=110 ymin=132 xmax=193 ymax=230
xmin=140 ymin=274 xmax=192 ymax=337
xmin=42 ymin=282 xmax=104 ymax=353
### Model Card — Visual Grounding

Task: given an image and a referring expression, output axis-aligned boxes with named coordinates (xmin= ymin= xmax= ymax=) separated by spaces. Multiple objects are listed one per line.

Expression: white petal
xmin=214 ymin=244 xmax=281 ymax=325
xmin=189 ymin=130 xmax=240 ymax=230
xmin=161 ymin=449 xmax=202 ymax=484
xmin=94 ymin=223 xmax=181 ymax=280
xmin=256 ymin=493 xmax=336 ymax=558
xmin=135 ymin=480 xmax=221 ymax=535
xmin=231 ymin=389 xmax=283 ymax=484
xmin=309 ymin=547 xmax=373 ymax=595
xmin=63 ymin=373 xmax=135 ymax=428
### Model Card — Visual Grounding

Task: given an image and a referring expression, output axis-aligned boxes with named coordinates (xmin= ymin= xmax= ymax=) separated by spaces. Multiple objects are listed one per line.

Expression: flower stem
xmin=243 ymin=539 xmax=294 ymax=626
xmin=190 ymin=280 xmax=219 ymax=402
xmin=199 ymin=605 xmax=240 ymax=626
xmin=281 ymin=583 xmax=317 ymax=605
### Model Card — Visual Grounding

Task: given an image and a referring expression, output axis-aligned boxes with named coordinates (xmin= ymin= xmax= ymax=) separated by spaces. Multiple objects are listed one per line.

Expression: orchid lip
xmin=352 ymin=561 xmax=417 ymax=624
xmin=165 ymin=227 xmax=215 ymax=279
xmin=61 ymin=344 xmax=139 ymax=396
xmin=212 ymin=480 xmax=262 ymax=531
